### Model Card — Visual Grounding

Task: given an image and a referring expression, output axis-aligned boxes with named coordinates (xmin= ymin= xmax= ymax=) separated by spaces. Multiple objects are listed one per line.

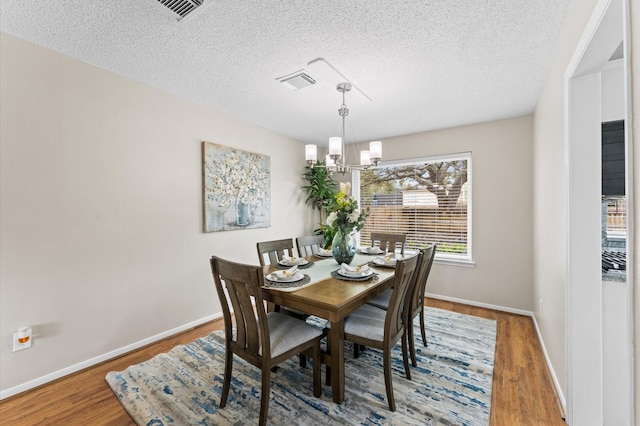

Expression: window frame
xmin=352 ymin=151 xmax=473 ymax=266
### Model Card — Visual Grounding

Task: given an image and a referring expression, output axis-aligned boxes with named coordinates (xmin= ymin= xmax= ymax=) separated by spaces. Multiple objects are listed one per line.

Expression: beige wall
xmin=374 ymin=116 xmax=534 ymax=311
xmin=0 ymin=31 xmax=538 ymax=396
xmin=0 ymin=33 xmax=314 ymax=393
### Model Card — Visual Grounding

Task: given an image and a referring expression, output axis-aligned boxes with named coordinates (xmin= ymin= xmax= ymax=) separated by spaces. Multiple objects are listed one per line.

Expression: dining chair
xmin=326 ymin=253 xmax=420 ymax=411
xmin=210 ymin=256 xmax=323 ymax=426
xmin=367 ymin=245 xmax=437 ymax=367
xmin=256 ymin=238 xmax=296 ymax=266
xmin=296 ymin=234 xmax=325 ymax=257
xmin=256 ymin=238 xmax=311 ymax=367
xmin=370 ymin=232 xmax=407 ymax=255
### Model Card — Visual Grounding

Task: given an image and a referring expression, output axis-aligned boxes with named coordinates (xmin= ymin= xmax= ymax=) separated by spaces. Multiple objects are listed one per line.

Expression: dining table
xmin=261 ymin=251 xmax=397 ymax=404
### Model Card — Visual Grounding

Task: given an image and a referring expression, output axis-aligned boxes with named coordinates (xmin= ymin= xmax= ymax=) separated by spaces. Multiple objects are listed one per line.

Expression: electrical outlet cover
xmin=13 ymin=328 xmax=32 ymax=352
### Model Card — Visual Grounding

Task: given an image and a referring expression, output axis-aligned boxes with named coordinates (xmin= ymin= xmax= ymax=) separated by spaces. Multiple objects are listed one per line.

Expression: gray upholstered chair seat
xmin=343 ymin=304 xmax=387 ymax=342
xmin=263 ymin=312 xmax=323 ymax=357
xmin=367 ymin=289 xmax=392 ymax=310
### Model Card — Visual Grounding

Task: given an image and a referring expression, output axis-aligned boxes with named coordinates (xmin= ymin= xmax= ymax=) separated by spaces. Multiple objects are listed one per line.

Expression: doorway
xmin=565 ymin=0 xmax=633 ymax=424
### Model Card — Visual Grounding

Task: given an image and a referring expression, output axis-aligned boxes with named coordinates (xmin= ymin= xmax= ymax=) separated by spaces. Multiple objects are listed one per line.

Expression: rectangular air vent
xmin=149 ymin=0 xmax=213 ymax=22
xmin=276 ymin=71 xmax=317 ymax=90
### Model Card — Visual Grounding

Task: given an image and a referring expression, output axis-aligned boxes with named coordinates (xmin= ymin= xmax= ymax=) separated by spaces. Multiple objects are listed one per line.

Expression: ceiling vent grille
xmin=276 ymin=71 xmax=317 ymax=91
xmin=149 ymin=0 xmax=213 ymax=22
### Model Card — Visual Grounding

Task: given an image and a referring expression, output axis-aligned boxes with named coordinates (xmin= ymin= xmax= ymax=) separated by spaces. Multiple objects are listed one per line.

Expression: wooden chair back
xmin=256 ymin=238 xmax=294 ymax=266
xmin=210 ymin=256 xmax=270 ymax=359
xmin=386 ymin=253 xmax=421 ymax=344
xmin=296 ymin=235 xmax=324 ymax=257
xmin=370 ymin=232 xmax=407 ymax=255
xmin=406 ymin=245 xmax=436 ymax=322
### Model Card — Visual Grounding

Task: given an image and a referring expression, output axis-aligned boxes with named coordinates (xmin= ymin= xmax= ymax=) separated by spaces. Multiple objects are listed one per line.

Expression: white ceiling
xmin=0 ymin=0 xmax=570 ymax=146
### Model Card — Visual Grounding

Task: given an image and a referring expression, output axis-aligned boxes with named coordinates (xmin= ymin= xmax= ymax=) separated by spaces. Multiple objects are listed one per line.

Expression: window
xmin=353 ymin=152 xmax=472 ymax=263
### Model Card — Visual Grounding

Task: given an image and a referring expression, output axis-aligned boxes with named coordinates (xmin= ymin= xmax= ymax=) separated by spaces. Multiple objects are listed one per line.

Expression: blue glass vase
xmin=332 ymin=227 xmax=356 ymax=265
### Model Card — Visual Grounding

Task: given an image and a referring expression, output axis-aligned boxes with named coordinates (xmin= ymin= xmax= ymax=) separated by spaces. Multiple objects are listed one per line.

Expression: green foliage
xmin=301 ymin=161 xmax=338 ymax=210
xmin=437 ymin=243 xmax=467 ymax=254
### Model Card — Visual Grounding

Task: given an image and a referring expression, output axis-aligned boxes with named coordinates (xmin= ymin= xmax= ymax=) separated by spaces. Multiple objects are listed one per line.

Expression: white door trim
xmin=564 ymin=0 xmax=634 ymax=424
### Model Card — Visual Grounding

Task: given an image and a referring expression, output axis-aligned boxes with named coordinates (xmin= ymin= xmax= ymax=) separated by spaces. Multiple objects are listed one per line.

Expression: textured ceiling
xmin=0 ymin=0 xmax=570 ymax=146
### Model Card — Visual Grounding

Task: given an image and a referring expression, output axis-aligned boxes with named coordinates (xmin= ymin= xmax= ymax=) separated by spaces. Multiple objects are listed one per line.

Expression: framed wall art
xmin=202 ymin=141 xmax=271 ymax=232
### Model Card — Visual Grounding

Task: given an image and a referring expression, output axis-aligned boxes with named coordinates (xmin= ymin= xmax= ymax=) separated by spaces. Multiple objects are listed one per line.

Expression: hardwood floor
xmin=0 ymin=299 xmax=565 ymax=425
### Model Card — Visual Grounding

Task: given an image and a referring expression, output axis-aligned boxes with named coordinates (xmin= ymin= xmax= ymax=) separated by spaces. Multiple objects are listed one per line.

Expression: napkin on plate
xmin=340 ymin=263 xmax=371 ymax=275
xmin=318 ymin=247 xmax=332 ymax=256
xmin=271 ymin=265 xmax=298 ymax=279
xmin=282 ymin=255 xmax=302 ymax=264
xmin=375 ymin=255 xmax=398 ymax=264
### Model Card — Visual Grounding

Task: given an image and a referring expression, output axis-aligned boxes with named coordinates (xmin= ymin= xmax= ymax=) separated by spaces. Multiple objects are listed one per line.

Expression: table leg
xmin=329 ymin=318 xmax=345 ymax=403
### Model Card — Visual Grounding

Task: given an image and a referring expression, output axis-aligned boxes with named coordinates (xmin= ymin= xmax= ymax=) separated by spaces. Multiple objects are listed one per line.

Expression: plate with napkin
xmin=316 ymin=247 xmax=333 ymax=258
xmin=372 ymin=255 xmax=398 ymax=268
xmin=266 ymin=266 xmax=304 ymax=283
xmin=337 ymin=263 xmax=374 ymax=278
xmin=278 ymin=255 xmax=309 ymax=267
xmin=358 ymin=246 xmax=384 ymax=255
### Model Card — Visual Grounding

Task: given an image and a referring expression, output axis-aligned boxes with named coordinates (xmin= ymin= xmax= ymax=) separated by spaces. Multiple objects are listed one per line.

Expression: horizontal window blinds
xmin=356 ymin=153 xmax=471 ymax=260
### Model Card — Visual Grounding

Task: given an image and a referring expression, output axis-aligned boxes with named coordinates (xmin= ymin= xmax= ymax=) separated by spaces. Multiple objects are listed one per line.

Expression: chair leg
xmin=325 ymin=334 xmax=332 ymax=386
xmin=353 ymin=342 xmax=360 ymax=358
xmin=259 ymin=366 xmax=271 ymax=426
xmin=220 ymin=351 xmax=233 ymax=408
xmin=312 ymin=342 xmax=321 ymax=397
xmin=383 ymin=347 xmax=396 ymax=412
xmin=408 ymin=322 xmax=417 ymax=367
xmin=300 ymin=354 xmax=307 ymax=367
xmin=402 ymin=332 xmax=412 ymax=381
xmin=420 ymin=308 xmax=428 ymax=347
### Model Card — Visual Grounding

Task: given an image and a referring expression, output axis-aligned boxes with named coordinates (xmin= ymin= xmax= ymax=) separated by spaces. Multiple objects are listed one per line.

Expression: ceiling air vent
xmin=149 ymin=0 xmax=213 ymax=22
xmin=276 ymin=70 xmax=317 ymax=91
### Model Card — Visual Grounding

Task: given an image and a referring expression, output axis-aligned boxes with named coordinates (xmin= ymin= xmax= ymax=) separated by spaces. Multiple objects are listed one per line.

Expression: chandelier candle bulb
xmin=360 ymin=150 xmax=371 ymax=166
xmin=329 ymin=137 xmax=342 ymax=158
xmin=305 ymin=144 xmax=317 ymax=163
xmin=369 ymin=141 xmax=382 ymax=162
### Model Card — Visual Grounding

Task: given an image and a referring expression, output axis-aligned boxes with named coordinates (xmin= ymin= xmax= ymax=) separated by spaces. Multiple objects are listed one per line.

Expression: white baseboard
xmin=531 ymin=313 xmax=567 ymax=416
xmin=0 ymin=313 xmax=223 ymax=400
xmin=426 ymin=293 xmax=533 ymax=316
xmin=426 ymin=292 xmax=567 ymax=416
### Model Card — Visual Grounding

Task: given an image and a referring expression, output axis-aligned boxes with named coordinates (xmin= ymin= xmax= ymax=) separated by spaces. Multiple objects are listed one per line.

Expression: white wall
xmin=0 ymin=33 xmax=314 ymax=395
xmin=373 ymin=116 xmax=535 ymax=311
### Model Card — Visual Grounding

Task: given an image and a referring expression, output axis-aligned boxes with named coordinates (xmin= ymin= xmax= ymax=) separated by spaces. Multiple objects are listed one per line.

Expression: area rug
xmin=106 ymin=307 xmax=496 ymax=425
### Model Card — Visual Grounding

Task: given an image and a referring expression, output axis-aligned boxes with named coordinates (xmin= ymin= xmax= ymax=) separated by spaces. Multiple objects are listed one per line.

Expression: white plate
xmin=278 ymin=258 xmax=309 ymax=266
xmin=359 ymin=247 xmax=383 ymax=255
xmin=267 ymin=272 xmax=305 ymax=283
xmin=338 ymin=269 xmax=374 ymax=278
xmin=373 ymin=257 xmax=397 ymax=267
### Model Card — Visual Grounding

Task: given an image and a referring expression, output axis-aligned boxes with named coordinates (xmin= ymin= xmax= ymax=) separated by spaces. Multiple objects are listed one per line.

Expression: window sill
xmin=434 ymin=256 xmax=475 ymax=267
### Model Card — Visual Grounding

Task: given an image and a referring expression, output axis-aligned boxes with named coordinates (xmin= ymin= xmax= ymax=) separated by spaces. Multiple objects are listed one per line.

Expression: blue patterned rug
xmin=106 ymin=308 xmax=496 ymax=425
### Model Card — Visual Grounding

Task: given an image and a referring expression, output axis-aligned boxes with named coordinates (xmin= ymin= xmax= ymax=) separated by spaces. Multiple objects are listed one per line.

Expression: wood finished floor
xmin=0 ymin=299 xmax=565 ymax=425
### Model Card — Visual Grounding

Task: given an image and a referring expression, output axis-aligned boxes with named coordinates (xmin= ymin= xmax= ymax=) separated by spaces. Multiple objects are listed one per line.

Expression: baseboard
xmin=0 ymin=313 xmax=223 ymax=400
xmin=426 ymin=292 xmax=567 ymax=417
xmin=425 ymin=293 xmax=533 ymax=317
xmin=531 ymin=313 xmax=567 ymax=417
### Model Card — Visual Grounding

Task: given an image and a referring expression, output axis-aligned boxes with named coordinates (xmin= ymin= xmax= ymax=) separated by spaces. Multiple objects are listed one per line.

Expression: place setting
xmin=331 ymin=263 xmax=378 ymax=282
xmin=357 ymin=246 xmax=384 ymax=256
xmin=371 ymin=254 xmax=399 ymax=268
xmin=314 ymin=247 xmax=334 ymax=258
xmin=264 ymin=265 xmax=311 ymax=289
xmin=276 ymin=255 xmax=313 ymax=269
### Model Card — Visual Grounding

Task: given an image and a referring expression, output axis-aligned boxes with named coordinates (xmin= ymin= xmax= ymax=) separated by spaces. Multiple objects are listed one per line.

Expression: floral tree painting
xmin=202 ymin=142 xmax=271 ymax=232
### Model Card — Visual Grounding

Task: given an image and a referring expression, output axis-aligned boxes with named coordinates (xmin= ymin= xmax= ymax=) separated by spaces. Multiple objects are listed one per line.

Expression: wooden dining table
xmin=261 ymin=253 xmax=396 ymax=404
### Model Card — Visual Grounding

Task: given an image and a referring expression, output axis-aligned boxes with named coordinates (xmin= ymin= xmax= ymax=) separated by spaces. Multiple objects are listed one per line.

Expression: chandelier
xmin=305 ymin=83 xmax=382 ymax=174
